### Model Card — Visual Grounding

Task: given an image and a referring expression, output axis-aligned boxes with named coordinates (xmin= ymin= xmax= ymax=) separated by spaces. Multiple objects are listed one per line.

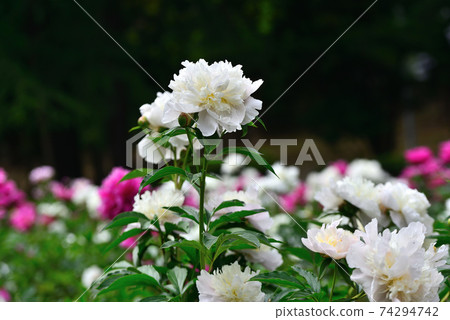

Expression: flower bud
xmin=178 ymin=113 xmax=192 ymax=127
xmin=138 ymin=116 xmax=149 ymax=127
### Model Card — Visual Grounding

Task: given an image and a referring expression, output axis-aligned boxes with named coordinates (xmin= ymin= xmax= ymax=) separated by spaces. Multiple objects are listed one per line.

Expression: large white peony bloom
xmin=378 ymin=182 xmax=434 ymax=234
xmin=334 ymin=177 xmax=389 ymax=226
xmin=347 ymin=219 xmax=448 ymax=302
xmin=208 ymin=187 xmax=273 ymax=232
xmin=314 ymin=186 xmax=344 ymax=212
xmin=302 ymin=220 xmax=359 ymax=260
xmin=305 ymin=166 xmax=343 ymax=201
xmin=133 ymin=188 xmax=184 ymax=224
xmin=346 ymin=159 xmax=388 ymax=183
xmin=163 ymin=59 xmax=263 ymax=136
xmin=196 ymin=261 xmax=265 ymax=301
xmin=239 ymin=244 xmax=283 ymax=271
xmin=138 ymin=92 xmax=202 ymax=164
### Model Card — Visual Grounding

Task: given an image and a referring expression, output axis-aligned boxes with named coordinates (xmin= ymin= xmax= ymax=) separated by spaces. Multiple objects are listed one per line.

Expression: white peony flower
xmin=259 ymin=162 xmax=299 ymax=194
xmin=81 ymin=265 xmax=103 ymax=289
xmin=347 ymin=219 xmax=448 ymax=302
xmin=379 ymin=182 xmax=434 ymax=234
xmin=37 ymin=201 xmax=70 ymax=218
xmin=302 ymin=220 xmax=359 ymax=260
xmin=305 ymin=166 xmax=343 ymax=201
xmin=139 ymin=92 xmax=177 ymax=130
xmin=163 ymin=59 xmax=263 ymax=136
xmin=133 ymin=188 xmax=184 ymax=225
xmin=314 ymin=186 xmax=344 ymax=212
xmin=221 ymin=153 xmax=248 ymax=176
xmin=196 ymin=261 xmax=264 ymax=301
xmin=239 ymin=244 xmax=283 ymax=271
xmin=346 ymin=159 xmax=388 ymax=183
xmin=138 ymin=92 xmax=202 ymax=164
xmin=208 ymin=187 xmax=273 ymax=232
xmin=334 ymin=177 xmax=389 ymax=226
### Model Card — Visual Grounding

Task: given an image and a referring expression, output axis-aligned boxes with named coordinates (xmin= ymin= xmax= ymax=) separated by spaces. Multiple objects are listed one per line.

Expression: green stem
xmin=329 ymin=263 xmax=337 ymax=301
xmin=198 ymin=157 xmax=207 ymax=270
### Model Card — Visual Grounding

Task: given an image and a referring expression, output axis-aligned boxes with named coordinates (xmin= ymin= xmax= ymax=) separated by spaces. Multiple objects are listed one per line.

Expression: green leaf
xmin=251 ymin=271 xmax=305 ymax=289
xmin=319 ymin=258 xmax=332 ymax=279
xmin=140 ymin=166 xmax=187 ymax=192
xmin=120 ymin=169 xmax=149 ymax=182
xmin=98 ymin=274 xmax=161 ymax=295
xmin=231 ymin=230 xmax=261 ymax=248
xmin=103 ymin=211 xmax=149 ymax=230
xmin=209 ymin=209 xmax=266 ymax=230
xmin=103 ymin=228 xmax=142 ymax=252
xmin=213 ymin=199 xmax=245 ymax=213
xmin=292 ymin=266 xmax=321 ymax=293
xmin=217 ymin=147 xmax=277 ymax=176
xmin=137 ymin=265 xmax=160 ymax=283
xmin=167 ymin=267 xmax=188 ymax=295
xmin=203 ymin=232 xmax=219 ymax=250
xmin=163 ymin=206 xmax=199 ymax=223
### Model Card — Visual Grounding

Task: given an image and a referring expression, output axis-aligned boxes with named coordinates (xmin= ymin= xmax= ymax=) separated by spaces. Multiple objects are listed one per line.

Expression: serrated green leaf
xmin=292 ymin=266 xmax=321 ymax=293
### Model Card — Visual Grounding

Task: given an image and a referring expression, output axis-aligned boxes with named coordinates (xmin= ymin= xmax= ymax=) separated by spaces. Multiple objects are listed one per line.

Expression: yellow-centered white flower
xmin=302 ymin=220 xmax=359 ymax=259
xmin=346 ymin=219 xmax=448 ymax=302
xmin=196 ymin=262 xmax=264 ymax=302
xmin=163 ymin=59 xmax=263 ymax=136
xmin=133 ymin=189 xmax=184 ymax=224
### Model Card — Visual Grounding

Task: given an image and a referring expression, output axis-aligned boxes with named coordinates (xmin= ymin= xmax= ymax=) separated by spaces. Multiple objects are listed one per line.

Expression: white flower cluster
xmin=163 ymin=59 xmax=263 ymax=136
xmin=347 ymin=219 xmax=448 ymax=302
xmin=196 ymin=261 xmax=264 ymax=301
xmin=133 ymin=188 xmax=184 ymax=225
xmin=315 ymin=177 xmax=434 ymax=233
xmin=137 ymin=59 xmax=263 ymax=163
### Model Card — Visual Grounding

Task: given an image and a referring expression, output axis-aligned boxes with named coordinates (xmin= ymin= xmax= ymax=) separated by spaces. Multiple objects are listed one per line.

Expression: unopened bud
xmin=138 ymin=116 xmax=149 ymax=127
xmin=178 ymin=113 xmax=192 ymax=127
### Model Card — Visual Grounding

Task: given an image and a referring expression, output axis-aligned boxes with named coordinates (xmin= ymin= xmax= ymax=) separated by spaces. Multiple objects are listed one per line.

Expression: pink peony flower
xmin=404 ymin=146 xmax=433 ymax=164
xmin=50 ymin=181 xmax=74 ymax=201
xmin=98 ymin=167 xmax=148 ymax=220
xmin=120 ymin=236 xmax=138 ymax=249
xmin=10 ymin=202 xmax=37 ymax=232
xmin=418 ymin=158 xmax=442 ymax=176
xmin=279 ymin=184 xmax=306 ymax=213
xmin=331 ymin=160 xmax=348 ymax=175
xmin=0 ymin=288 xmax=11 ymax=302
xmin=0 ymin=180 xmax=25 ymax=208
xmin=29 ymin=166 xmax=55 ymax=184
xmin=439 ymin=140 xmax=450 ymax=164
xmin=399 ymin=165 xmax=421 ymax=179
xmin=0 ymin=168 xmax=7 ymax=183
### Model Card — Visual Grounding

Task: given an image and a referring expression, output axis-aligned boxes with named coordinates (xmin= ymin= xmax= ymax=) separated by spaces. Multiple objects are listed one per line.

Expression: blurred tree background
xmin=1 ymin=0 xmax=449 ymax=183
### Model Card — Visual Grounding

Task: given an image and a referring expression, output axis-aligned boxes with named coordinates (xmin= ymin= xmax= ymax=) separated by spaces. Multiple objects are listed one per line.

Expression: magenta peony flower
xmin=439 ymin=140 xmax=450 ymax=164
xmin=0 ymin=288 xmax=11 ymax=302
xmin=119 ymin=236 xmax=138 ymax=249
xmin=50 ymin=181 xmax=74 ymax=201
xmin=331 ymin=160 xmax=348 ymax=175
xmin=404 ymin=146 xmax=433 ymax=164
xmin=10 ymin=202 xmax=37 ymax=232
xmin=279 ymin=184 xmax=306 ymax=213
xmin=29 ymin=166 xmax=55 ymax=184
xmin=0 ymin=174 xmax=25 ymax=208
xmin=98 ymin=167 xmax=147 ymax=220
xmin=418 ymin=158 xmax=442 ymax=176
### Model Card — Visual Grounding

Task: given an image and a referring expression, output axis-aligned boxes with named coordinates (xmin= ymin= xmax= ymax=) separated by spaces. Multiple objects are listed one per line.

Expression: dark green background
xmin=1 ymin=0 xmax=449 ymax=181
